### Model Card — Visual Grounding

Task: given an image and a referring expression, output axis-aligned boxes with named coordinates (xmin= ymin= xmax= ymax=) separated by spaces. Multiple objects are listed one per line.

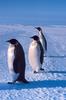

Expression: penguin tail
xmin=17 ymin=78 xmax=29 ymax=83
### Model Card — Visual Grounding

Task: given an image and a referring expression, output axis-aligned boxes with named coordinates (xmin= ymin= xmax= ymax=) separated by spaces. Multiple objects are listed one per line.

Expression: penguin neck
xmin=32 ymin=40 xmax=38 ymax=46
xmin=9 ymin=43 xmax=18 ymax=47
xmin=9 ymin=44 xmax=14 ymax=47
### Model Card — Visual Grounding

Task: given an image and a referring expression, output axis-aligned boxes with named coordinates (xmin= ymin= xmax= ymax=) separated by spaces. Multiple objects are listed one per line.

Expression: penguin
xmin=7 ymin=39 xmax=28 ymax=84
xmin=35 ymin=27 xmax=47 ymax=52
xmin=28 ymin=35 xmax=44 ymax=73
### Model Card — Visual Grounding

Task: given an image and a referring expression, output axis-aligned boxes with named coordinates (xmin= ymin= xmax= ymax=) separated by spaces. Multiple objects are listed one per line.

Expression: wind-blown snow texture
xmin=0 ymin=25 xmax=66 ymax=100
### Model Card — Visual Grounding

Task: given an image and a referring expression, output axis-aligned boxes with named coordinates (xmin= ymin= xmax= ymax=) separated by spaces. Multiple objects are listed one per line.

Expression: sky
xmin=0 ymin=0 xmax=66 ymax=25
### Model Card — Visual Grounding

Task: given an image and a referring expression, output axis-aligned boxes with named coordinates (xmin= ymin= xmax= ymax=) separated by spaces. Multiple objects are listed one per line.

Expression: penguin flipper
xmin=38 ymin=41 xmax=44 ymax=64
xmin=13 ymin=59 xmax=25 ymax=73
xmin=44 ymin=36 xmax=47 ymax=51
xmin=13 ymin=44 xmax=26 ymax=73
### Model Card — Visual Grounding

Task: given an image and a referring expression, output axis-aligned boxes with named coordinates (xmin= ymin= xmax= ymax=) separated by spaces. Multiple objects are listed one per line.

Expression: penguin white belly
xmin=7 ymin=45 xmax=19 ymax=81
xmin=28 ymin=42 xmax=41 ymax=72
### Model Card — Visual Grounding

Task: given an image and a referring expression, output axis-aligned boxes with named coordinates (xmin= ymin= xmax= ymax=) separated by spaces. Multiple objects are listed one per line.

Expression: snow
xmin=0 ymin=24 xmax=66 ymax=99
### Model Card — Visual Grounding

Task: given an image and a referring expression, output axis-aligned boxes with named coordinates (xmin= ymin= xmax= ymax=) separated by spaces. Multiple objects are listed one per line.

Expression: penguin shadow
xmin=0 ymin=80 xmax=66 ymax=90
xmin=46 ymin=71 xmax=66 ymax=74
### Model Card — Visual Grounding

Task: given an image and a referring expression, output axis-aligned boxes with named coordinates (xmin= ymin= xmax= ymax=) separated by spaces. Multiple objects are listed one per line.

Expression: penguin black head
xmin=7 ymin=39 xmax=18 ymax=45
xmin=35 ymin=27 xmax=42 ymax=31
xmin=31 ymin=35 xmax=39 ymax=41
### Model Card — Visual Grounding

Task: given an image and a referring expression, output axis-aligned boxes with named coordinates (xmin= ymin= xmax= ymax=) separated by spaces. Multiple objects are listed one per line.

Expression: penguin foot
xmin=7 ymin=82 xmax=15 ymax=84
xmin=34 ymin=71 xmax=39 ymax=73
xmin=40 ymin=68 xmax=44 ymax=71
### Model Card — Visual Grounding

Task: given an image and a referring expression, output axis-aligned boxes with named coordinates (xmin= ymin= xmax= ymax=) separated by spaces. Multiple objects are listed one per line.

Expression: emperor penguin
xmin=7 ymin=39 xmax=28 ymax=83
xmin=35 ymin=27 xmax=47 ymax=53
xmin=28 ymin=35 xmax=44 ymax=73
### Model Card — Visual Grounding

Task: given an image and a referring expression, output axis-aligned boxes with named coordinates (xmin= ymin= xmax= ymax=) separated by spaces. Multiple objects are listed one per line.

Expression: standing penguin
xmin=28 ymin=35 xmax=44 ymax=73
xmin=35 ymin=27 xmax=47 ymax=52
xmin=7 ymin=39 xmax=28 ymax=83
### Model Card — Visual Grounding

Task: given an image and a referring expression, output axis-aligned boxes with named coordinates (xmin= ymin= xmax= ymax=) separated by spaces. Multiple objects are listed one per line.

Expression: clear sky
xmin=0 ymin=0 xmax=66 ymax=25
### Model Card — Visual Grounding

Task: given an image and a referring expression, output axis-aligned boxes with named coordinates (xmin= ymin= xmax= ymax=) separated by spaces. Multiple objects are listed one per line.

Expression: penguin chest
xmin=28 ymin=42 xmax=41 ymax=70
xmin=8 ymin=45 xmax=15 ymax=72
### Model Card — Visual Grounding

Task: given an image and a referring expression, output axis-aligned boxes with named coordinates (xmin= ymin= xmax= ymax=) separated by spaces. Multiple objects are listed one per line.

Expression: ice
xmin=0 ymin=24 xmax=66 ymax=99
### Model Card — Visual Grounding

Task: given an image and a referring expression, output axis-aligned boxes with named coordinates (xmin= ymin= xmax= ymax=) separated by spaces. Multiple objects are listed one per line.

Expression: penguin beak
xmin=6 ymin=40 xmax=10 ymax=42
xmin=35 ymin=27 xmax=38 ymax=30
xmin=30 ymin=36 xmax=33 ymax=39
xmin=35 ymin=27 xmax=41 ymax=32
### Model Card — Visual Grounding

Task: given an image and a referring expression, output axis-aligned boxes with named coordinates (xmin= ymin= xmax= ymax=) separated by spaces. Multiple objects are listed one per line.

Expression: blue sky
xmin=0 ymin=0 xmax=66 ymax=25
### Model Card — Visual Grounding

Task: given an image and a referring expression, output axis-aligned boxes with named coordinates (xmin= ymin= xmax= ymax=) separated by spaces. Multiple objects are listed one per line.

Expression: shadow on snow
xmin=47 ymin=71 xmax=66 ymax=74
xmin=0 ymin=80 xmax=66 ymax=90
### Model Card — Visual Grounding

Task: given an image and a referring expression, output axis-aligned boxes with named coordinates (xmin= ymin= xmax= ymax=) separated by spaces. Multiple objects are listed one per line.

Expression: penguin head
xmin=35 ymin=27 xmax=44 ymax=38
xmin=31 ymin=35 xmax=39 ymax=41
xmin=35 ymin=27 xmax=42 ymax=32
xmin=7 ymin=39 xmax=19 ymax=45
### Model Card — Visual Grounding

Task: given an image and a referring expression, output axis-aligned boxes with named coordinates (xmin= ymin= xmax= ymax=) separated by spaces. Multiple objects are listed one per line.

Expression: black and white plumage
xmin=35 ymin=27 xmax=47 ymax=52
xmin=7 ymin=39 xmax=28 ymax=83
xmin=28 ymin=35 xmax=44 ymax=73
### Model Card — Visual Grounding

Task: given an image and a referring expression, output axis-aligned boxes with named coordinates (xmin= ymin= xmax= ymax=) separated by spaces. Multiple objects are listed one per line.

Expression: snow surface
xmin=0 ymin=24 xmax=66 ymax=99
